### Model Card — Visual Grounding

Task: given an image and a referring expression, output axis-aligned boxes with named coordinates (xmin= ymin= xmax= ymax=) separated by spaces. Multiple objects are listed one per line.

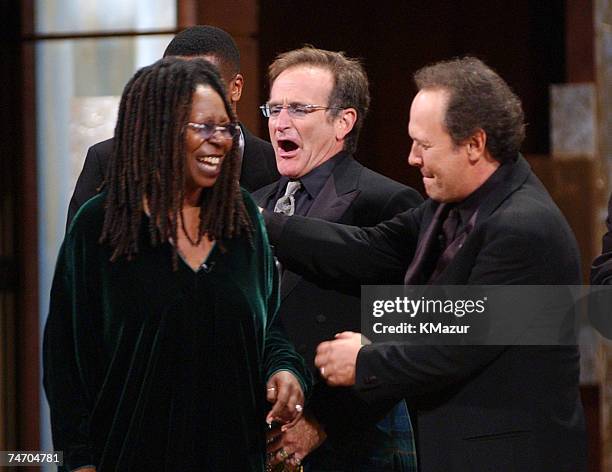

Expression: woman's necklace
xmin=179 ymin=209 xmax=202 ymax=246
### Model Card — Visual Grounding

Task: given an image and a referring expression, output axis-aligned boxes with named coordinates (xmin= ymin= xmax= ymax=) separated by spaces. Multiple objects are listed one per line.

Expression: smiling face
xmin=407 ymin=89 xmax=473 ymax=203
xmin=268 ymin=65 xmax=346 ymax=179
xmin=184 ymin=84 xmax=233 ymax=201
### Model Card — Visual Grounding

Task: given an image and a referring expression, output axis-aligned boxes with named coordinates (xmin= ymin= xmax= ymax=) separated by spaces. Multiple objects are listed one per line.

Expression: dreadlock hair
xmin=100 ymin=57 xmax=252 ymax=267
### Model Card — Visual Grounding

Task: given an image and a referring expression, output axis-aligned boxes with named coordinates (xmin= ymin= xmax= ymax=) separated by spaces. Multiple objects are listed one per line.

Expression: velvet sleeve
xmin=43 ymin=215 xmax=103 ymax=471
xmin=262 ymin=254 xmax=312 ymax=394
xmin=243 ymin=193 xmax=311 ymax=395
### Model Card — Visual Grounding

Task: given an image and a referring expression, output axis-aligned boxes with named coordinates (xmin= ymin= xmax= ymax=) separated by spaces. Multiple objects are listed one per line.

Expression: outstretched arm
xmin=264 ymin=206 xmax=423 ymax=290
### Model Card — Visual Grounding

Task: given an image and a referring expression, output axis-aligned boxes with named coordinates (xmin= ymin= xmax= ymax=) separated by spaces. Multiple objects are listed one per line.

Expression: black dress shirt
xmin=267 ymin=152 xmax=348 ymax=216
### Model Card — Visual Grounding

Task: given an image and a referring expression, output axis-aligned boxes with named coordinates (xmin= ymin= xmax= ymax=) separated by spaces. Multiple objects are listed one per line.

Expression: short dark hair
xmin=101 ymin=57 xmax=251 ymax=266
xmin=414 ymin=56 xmax=525 ymax=163
xmin=163 ymin=25 xmax=240 ymax=76
xmin=268 ymin=46 xmax=370 ymax=154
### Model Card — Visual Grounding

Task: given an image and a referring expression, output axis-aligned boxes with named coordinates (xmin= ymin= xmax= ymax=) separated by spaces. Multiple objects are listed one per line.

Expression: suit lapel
xmin=423 ymin=156 xmax=532 ymax=284
xmin=280 ymin=159 xmax=360 ymax=301
xmin=306 ymin=173 xmax=359 ymax=220
xmin=252 ymin=181 xmax=279 ymax=210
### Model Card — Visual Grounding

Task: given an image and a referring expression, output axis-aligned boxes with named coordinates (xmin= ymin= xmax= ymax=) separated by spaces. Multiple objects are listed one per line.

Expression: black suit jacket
xmin=66 ymin=125 xmax=279 ymax=228
xmin=265 ymin=155 xmax=586 ymax=472
xmin=591 ymin=192 xmax=612 ymax=284
xmin=254 ymin=153 xmax=423 ymax=445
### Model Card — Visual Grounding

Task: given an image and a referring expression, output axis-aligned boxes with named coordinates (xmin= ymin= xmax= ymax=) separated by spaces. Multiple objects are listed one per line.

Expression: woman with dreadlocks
xmin=43 ymin=57 xmax=309 ymax=472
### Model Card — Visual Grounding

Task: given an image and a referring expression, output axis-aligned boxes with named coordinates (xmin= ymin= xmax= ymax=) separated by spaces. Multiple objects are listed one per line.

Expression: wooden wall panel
xmin=197 ymin=0 xmax=262 ymax=132
xmin=1 ymin=0 xmax=30 ymax=457
xmin=526 ymin=155 xmax=601 ymax=283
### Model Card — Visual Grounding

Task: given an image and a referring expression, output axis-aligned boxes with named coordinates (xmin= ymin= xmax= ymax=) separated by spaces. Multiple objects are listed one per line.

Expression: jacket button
xmin=316 ymin=314 xmax=326 ymax=323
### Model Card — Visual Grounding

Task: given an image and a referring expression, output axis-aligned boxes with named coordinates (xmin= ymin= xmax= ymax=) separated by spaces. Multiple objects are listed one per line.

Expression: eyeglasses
xmin=259 ymin=103 xmax=342 ymax=119
xmin=186 ymin=122 xmax=240 ymax=141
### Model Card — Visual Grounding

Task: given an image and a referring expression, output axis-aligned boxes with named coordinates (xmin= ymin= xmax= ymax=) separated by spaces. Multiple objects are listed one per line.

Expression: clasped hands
xmin=266 ymin=411 xmax=326 ymax=470
xmin=265 ymin=370 xmax=314 ymax=470
xmin=266 ymin=370 xmax=305 ymax=426
xmin=265 ymin=332 xmax=366 ymax=469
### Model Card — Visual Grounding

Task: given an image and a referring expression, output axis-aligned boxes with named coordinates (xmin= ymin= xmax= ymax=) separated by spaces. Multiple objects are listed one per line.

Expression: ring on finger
xmin=295 ymin=404 xmax=303 ymax=413
xmin=278 ymin=448 xmax=290 ymax=461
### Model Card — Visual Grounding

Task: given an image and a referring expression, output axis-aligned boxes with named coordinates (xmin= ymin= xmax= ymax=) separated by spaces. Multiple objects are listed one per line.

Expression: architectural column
xmin=595 ymin=2 xmax=612 ymax=471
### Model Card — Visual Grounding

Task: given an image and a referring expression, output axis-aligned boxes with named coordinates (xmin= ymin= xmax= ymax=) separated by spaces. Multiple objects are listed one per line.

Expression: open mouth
xmin=196 ymin=156 xmax=221 ymax=166
xmin=195 ymin=155 xmax=223 ymax=176
xmin=277 ymin=139 xmax=299 ymax=155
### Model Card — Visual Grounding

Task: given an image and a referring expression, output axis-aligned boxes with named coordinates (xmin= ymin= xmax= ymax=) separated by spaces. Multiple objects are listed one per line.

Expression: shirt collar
xmin=452 ymin=157 xmax=514 ymax=226
xmin=278 ymin=151 xmax=348 ymax=199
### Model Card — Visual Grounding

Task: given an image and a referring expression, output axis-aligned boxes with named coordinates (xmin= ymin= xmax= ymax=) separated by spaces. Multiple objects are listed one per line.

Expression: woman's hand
xmin=266 ymin=413 xmax=326 ymax=469
xmin=265 ymin=370 xmax=304 ymax=428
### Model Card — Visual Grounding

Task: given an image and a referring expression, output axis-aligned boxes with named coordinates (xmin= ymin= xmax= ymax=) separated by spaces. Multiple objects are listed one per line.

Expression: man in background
xmin=67 ymin=25 xmax=279 ymax=228
xmin=256 ymin=46 xmax=422 ymax=471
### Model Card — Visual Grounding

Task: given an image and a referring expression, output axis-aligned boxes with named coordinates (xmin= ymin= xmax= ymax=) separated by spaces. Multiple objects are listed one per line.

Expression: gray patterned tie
xmin=273 ymin=180 xmax=301 ymax=216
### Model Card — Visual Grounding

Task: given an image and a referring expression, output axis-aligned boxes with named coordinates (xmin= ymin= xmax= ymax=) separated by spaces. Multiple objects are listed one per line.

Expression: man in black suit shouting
xmin=255 ymin=47 xmax=422 ymax=471
xmin=263 ymin=57 xmax=586 ymax=471
xmin=66 ymin=25 xmax=279 ymax=228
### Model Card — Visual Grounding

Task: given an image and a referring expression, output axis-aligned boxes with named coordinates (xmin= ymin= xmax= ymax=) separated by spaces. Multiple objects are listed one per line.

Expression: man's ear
xmin=229 ymin=73 xmax=244 ymax=104
xmin=466 ymin=128 xmax=487 ymax=163
xmin=335 ymin=108 xmax=357 ymax=141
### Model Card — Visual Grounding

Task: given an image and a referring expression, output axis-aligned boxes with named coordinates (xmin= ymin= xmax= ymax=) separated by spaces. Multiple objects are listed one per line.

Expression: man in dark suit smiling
xmin=264 ymin=57 xmax=586 ymax=472
xmin=66 ymin=25 xmax=279 ymax=228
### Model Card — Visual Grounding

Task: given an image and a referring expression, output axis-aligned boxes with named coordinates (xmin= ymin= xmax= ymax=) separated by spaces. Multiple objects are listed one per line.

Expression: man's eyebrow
xmin=267 ymin=101 xmax=307 ymax=107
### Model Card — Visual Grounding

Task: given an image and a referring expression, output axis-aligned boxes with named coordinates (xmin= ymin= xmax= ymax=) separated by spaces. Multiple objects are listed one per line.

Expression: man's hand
xmin=315 ymin=331 xmax=368 ymax=386
xmin=266 ymin=413 xmax=326 ymax=469
xmin=266 ymin=370 xmax=304 ymax=427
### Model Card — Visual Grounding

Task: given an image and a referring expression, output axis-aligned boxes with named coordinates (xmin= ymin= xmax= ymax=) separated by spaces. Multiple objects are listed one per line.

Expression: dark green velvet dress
xmin=43 ymin=191 xmax=309 ymax=472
